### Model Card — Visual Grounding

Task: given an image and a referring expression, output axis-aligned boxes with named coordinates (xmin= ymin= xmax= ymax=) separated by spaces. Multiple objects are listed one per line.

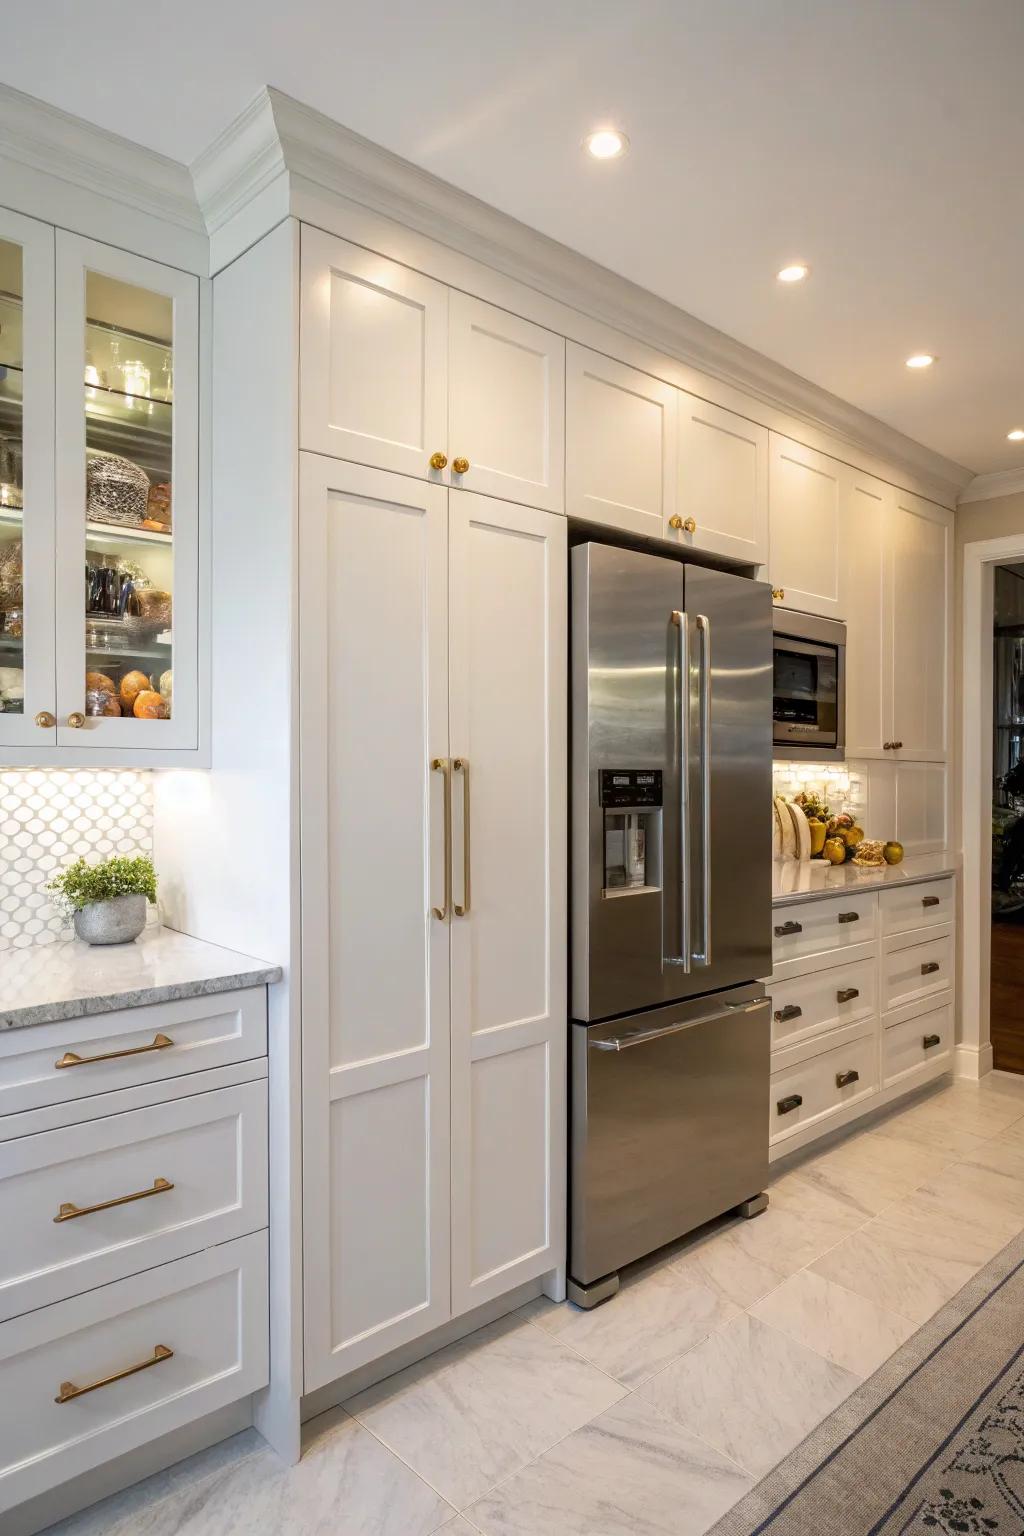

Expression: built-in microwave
xmin=772 ymin=611 xmax=846 ymax=760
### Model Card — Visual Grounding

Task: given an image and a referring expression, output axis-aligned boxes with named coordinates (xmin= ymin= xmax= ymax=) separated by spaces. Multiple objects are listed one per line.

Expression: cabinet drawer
xmin=0 ymin=989 xmax=267 ymax=1118
xmin=0 ymin=1232 xmax=267 ymax=1513
xmin=769 ymin=957 xmax=877 ymax=1050
xmin=770 ymin=1031 xmax=878 ymax=1144
xmin=880 ymin=878 xmax=954 ymax=937
xmin=882 ymin=930 xmax=952 ymax=1012
xmin=883 ymin=1003 xmax=953 ymax=1087
xmin=0 ymin=1081 xmax=267 ymax=1322
xmin=772 ymin=893 xmax=878 ymax=969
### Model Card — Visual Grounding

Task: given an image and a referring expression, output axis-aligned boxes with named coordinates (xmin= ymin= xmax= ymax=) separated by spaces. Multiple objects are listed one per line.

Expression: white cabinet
xmin=885 ymin=491 xmax=952 ymax=761
xmin=299 ymin=456 xmax=566 ymax=1390
xmin=768 ymin=435 xmax=843 ymax=619
xmin=299 ymin=230 xmax=564 ymax=513
xmin=841 ymin=467 xmax=889 ymax=756
xmin=675 ymin=393 xmax=768 ymax=565
xmin=565 ymin=343 xmax=676 ymax=536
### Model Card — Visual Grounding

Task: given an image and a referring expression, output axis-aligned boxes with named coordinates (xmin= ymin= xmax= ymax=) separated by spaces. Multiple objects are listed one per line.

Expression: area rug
xmin=709 ymin=1230 xmax=1024 ymax=1535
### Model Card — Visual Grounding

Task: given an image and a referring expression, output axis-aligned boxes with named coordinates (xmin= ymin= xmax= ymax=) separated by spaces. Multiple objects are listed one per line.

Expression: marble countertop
xmin=0 ymin=926 xmax=282 ymax=1031
xmin=772 ymin=851 xmax=959 ymax=906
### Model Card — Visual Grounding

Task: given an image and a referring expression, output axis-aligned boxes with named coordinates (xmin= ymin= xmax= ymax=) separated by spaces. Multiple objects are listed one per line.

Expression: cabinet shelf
xmin=0 ymin=509 xmax=171 ymax=547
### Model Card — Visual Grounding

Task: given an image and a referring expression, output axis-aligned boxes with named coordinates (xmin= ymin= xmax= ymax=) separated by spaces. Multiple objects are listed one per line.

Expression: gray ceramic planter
xmin=73 ymin=893 xmax=147 ymax=945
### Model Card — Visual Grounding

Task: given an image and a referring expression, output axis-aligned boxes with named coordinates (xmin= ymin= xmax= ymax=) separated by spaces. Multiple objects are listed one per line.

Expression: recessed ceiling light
xmin=584 ymin=128 xmax=628 ymax=160
xmin=777 ymin=264 xmax=809 ymax=283
xmin=905 ymin=354 xmax=935 ymax=369
xmin=1008 ymin=429 xmax=1024 ymax=442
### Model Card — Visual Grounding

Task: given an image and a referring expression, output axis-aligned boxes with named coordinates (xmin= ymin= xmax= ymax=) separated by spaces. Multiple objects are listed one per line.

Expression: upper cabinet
xmin=841 ymin=467 xmax=889 ymax=757
xmin=0 ymin=219 xmax=201 ymax=764
xmin=300 ymin=228 xmax=564 ymax=513
xmin=565 ymin=344 xmax=676 ymax=537
xmin=674 ymin=393 xmax=768 ymax=565
xmin=885 ymin=491 xmax=951 ymax=762
xmin=768 ymin=435 xmax=843 ymax=619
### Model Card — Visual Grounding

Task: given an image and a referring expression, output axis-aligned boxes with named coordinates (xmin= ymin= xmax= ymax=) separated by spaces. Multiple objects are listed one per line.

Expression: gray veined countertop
xmin=0 ymin=925 xmax=282 ymax=1031
xmin=772 ymin=851 xmax=959 ymax=906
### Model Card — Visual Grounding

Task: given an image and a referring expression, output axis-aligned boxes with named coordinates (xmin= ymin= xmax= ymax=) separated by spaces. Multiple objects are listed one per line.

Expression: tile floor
xmin=48 ymin=1073 xmax=1024 ymax=1536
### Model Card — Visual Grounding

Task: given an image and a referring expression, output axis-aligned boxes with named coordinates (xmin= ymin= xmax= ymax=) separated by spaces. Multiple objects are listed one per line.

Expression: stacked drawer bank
xmin=0 ymin=934 xmax=279 ymax=1520
xmin=766 ymin=871 xmax=955 ymax=1157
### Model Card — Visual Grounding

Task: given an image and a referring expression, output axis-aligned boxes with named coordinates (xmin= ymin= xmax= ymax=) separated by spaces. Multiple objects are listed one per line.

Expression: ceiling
xmin=6 ymin=0 xmax=1024 ymax=476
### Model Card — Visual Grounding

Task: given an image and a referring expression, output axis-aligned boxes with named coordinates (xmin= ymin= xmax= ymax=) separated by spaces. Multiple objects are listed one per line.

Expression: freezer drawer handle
xmin=774 ymin=1004 xmax=802 ymax=1023
xmin=921 ymin=961 xmax=941 ymax=975
xmin=835 ymin=1069 xmax=860 ymax=1088
xmin=923 ymin=1033 xmax=942 ymax=1049
xmin=837 ymin=987 xmax=860 ymax=1003
xmin=922 ymin=895 xmax=941 ymax=908
xmin=777 ymin=1094 xmax=803 ymax=1115
xmin=837 ymin=911 xmax=860 ymax=924
xmin=774 ymin=920 xmax=802 ymax=937
xmin=591 ymin=997 xmax=764 ymax=1051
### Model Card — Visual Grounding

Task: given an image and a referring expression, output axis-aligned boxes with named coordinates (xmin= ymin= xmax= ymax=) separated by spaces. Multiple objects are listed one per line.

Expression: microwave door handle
xmin=694 ymin=613 xmax=711 ymax=966
xmin=665 ymin=610 xmax=691 ymax=972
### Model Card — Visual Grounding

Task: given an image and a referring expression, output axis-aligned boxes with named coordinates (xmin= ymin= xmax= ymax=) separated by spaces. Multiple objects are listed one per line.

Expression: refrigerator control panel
xmin=599 ymin=769 xmax=663 ymax=808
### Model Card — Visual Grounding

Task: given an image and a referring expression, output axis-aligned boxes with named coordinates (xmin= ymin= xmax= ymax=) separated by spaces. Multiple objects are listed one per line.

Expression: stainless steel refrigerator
xmin=569 ymin=541 xmax=773 ymax=1307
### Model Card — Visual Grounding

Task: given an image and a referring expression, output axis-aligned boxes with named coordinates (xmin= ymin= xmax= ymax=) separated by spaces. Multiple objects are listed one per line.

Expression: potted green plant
xmin=47 ymin=855 xmax=158 ymax=945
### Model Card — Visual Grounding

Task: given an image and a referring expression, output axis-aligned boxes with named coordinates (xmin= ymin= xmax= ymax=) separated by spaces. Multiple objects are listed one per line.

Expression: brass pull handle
xmin=56 ymin=1344 xmax=173 ymax=1404
xmin=836 ymin=1069 xmax=860 ymax=1088
xmin=431 ymin=758 xmax=452 ymax=921
xmin=923 ymin=1033 xmax=941 ymax=1049
xmin=777 ymin=1093 xmax=802 ymax=1115
xmin=453 ymin=756 xmax=471 ymax=916
xmin=54 ymin=1177 xmax=173 ymax=1224
xmin=837 ymin=987 xmax=860 ymax=1003
xmin=429 ymin=451 xmax=448 ymax=470
xmin=921 ymin=961 xmax=940 ymax=975
xmin=774 ymin=1004 xmax=802 ymax=1023
xmin=922 ymin=894 xmax=941 ymax=908
xmin=54 ymin=1032 xmax=174 ymax=1070
xmin=67 ymin=712 xmax=86 ymax=728
xmin=452 ymin=456 xmax=470 ymax=475
xmin=772 ymin=588 xmax=784 ymax=601
xmin=35 ymin=711 xmax=56 ymax=728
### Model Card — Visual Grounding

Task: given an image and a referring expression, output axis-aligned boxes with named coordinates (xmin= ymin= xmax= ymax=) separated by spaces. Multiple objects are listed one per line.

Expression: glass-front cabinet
xmin=55 ymin=233 xmax=198 ymax=751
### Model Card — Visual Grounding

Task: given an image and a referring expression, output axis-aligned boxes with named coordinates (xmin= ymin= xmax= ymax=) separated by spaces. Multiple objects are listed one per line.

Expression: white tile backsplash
xmin=0 ymin=769 xmax=153 ymax=950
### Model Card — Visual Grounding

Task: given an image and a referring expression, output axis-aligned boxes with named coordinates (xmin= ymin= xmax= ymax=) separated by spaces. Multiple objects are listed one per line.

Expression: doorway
xmin=991 ymin=564 xmax=1024 ymax=1072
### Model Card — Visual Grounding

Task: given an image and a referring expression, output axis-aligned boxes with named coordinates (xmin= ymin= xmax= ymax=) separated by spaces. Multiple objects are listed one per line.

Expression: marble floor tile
xmin=771 ymin=1131 xmax=939 ymax=1221
xmin=866 ymin=1115 xmax=987 ymax=1161
xmin=916 ymin=1160 xmax=1024 ymax=1234
xmin=893 ymin=1085 xmax=1024 ymax=1140
xmin=667 ymin=1216 xmax=793 ymax=1309
xmin=809 ymin=1218 xmax=981 ymax=1325
xmin=464 ymin=1394 xmax=752 ymax=1536
xmin=638 ymin=1312 xmax=860 ymax=1477
xmin=751 ymin=1269 xmax=916 ymax=1377
xmin=995 ymin=1114 xmax=1024 ymax=1150
xmin=521 ymin=1261 xmax=738 ymax=1387
xmin=344 ymin=1314 xmax=625 ymax=1508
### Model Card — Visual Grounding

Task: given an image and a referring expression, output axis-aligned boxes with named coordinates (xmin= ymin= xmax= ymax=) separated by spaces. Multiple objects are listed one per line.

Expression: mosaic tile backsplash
xmin=0 ymin=770 xmax=153 ymax=950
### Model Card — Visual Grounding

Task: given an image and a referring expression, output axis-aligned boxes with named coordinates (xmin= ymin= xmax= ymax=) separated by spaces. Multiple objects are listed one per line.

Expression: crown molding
xmin=957 ymin=467 xmax=1024 ymax=506
xmin=190 ymin=90 xmax=286 ymax=236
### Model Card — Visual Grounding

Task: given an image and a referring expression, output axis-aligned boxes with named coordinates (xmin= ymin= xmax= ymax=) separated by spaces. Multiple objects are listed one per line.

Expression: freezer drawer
xmin=570 ymin=985 xmax=769 ymax=1287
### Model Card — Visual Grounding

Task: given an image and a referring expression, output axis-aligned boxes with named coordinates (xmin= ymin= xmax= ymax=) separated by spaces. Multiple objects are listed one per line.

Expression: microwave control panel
xmin=599 ymin=769 xmax=663 ymax=809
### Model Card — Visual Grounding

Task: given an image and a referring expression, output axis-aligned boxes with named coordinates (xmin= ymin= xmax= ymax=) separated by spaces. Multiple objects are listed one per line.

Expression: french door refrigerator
xmin=569 ymin=541 xmax=773 ymax=1306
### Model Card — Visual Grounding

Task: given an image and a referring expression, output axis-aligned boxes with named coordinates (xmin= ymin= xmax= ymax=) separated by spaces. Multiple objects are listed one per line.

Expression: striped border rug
xmin=709 ymin=1230 xmax=1024 ymax=1535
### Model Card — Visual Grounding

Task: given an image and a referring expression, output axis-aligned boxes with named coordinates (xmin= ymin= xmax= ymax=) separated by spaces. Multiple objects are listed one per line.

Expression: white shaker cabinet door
xmin=674 ymin=393 xmax=768 ymax=565
xmin=565 ymin=343 xmax=676 ymax=537
xmin=447 ymin=491 xmax=566 ymax=1316
xmin=448 ymin=292 xmax=564 ymax=514
xmin=842 ymin=467 xmax=889 ymax=756
xmin=768 ymin=435 xmax=843 ymax=619
xmin=886 ymin=491 xmax=951 ymax=762
xmin=300 ymin=227 xmax=448 ymax=481
xmin=299 ymin=455 xmax=452 ymax=1388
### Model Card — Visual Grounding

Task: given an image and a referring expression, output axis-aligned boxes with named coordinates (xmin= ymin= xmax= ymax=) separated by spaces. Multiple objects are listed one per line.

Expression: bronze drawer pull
xmin=774 ymin=920 xmax=802 ymax=937
xmin=54 ymin=1178 xmax=173 ymax=1224
xmin=923 ymin=1033 xmax=941 ymax=1049
xmin=777 ymin=1093 xmax=803 ymax=1115
xmin=774 ymin=1004 xmax=802 ymax=1023
xmin=837 ymin=911 xmax=859 ymax=924
xmin=921 ymin=961 xmax=940 ymax=976
xmin=837 ymin=987 xmax=860 ymax=1003
xmin=835 ymin=1069 xmax=860 ymax=1088
xmin=55 ymin=1344 xmax=173 ymax=1404
xmin=54 ymin=1033 xmax=173 ymax=1070
xmin=922 ymin=895 xmax=941 ymax=908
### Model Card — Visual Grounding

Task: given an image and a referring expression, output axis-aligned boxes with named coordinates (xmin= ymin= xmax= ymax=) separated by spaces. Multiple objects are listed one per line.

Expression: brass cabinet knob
xmin=772 ymin=588 xmax=785 ymax=601
xmin=67 ymin=712 xmax=86 ymax=729
xmin=429 ymin=451 xmax=448 ymax=471
xmin=682 ymin=516 xmax=697 ymax=533
xmin=668 ymin=515 xmax=697 ymax=533
xmin=452 ymin=457 xmax=470 ymax=475
xmin=668 ymin=515 xmax=682 ymax=531
xmin=35 ymin=711 xmax=56 ymax=729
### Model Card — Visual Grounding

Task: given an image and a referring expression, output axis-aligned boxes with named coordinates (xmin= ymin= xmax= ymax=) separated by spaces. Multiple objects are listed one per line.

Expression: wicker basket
xmin=86 ymin=449 xmax=150 ymax=528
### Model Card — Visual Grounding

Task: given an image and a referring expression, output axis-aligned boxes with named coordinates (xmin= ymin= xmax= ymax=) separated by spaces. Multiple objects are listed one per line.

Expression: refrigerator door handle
xmin=665 ymin=611 xmax=691 ymax=972
xmin=694 ymin=612 xmax=712 ymax=966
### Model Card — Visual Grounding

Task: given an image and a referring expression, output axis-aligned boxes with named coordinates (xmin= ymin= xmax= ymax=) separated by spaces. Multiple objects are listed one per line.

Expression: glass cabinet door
xmin=55 ymin=233 xmax=198 ymax=751
xmin=0 ymin=209 xmax=55 ymax=750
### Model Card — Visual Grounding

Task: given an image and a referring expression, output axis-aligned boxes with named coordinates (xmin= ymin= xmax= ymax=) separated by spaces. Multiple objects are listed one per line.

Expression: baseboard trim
xmin=955 ymin=1041 xmax=993 ymax=1080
